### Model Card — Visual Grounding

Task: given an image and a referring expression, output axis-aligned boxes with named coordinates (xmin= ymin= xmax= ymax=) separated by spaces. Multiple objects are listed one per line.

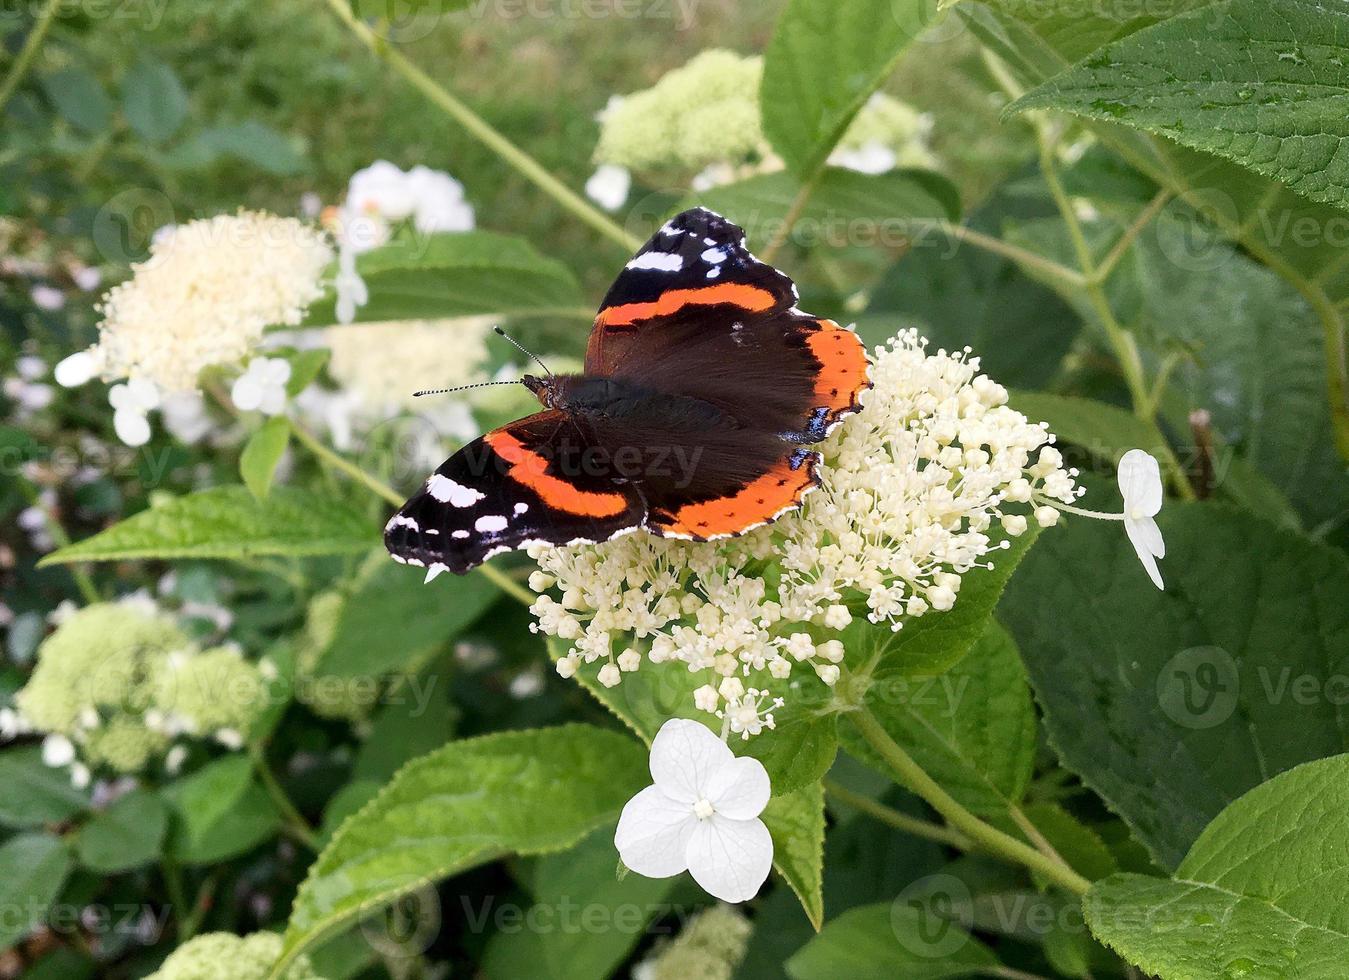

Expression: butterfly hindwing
xmin=383 ymin=410 xmax=645 ymax=577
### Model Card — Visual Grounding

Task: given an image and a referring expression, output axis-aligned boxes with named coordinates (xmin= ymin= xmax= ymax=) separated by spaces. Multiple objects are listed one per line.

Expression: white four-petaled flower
xmin=615 ymin=719 xmax=773 ymax=903
xmin=231 ymin=357 xmax=292 ymax=416
xmin=1118 ymin=448 xmax=1165 ymax=590
xmin=108 ymin=377 xmax=161 ymax=447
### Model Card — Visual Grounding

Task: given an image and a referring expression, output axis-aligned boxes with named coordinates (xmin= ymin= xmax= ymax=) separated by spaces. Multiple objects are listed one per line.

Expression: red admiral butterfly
xmin=385 ymin=207 xmax=871 ymax=579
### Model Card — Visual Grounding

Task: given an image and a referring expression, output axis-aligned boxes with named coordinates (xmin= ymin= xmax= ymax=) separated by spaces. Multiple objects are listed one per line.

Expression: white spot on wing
xmin=385 ymin=515 xmax=419 ymax=532
xmin=626 ymin=252 xmax=683 ymax=272
xmin=475 ymin=515 xmax=509 ymax=533
xmin=514 ymin=502 xmax=529 ymax=515
xmin=701 ymin=246 xmax=728 ymax=264
xmin=426 ymin=474 xmax=486 ymax=508
xmin=424 ymin=563 xmax=448 ymax=584
xmin=452 ymin=530 xmax=470 ymax=539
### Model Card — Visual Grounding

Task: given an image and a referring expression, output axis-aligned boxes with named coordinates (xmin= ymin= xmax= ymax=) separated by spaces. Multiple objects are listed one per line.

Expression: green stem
xmin=761 ymin=170 xmax=823 ymax=265
xmin=1034 ymin=128 xmax=1195 ymax=500
xmin=0 ymin=0 xmax=60 ymax=117
xmin=250 ymin=745 xmax=320 ymax=851
xmin=319 ymin=0 xmax=640 ymax=254
xmin=20 ymin=483 xmax=100 ymax=604
xmin=288 ymin=422 xmax=538 ymax=607
xmin=823 ymin=778 xmax=972 ymax=850
xmin=161 ymin=856 xmax=190 ymax=938
xmin=940 ymin=222 xmax=1086 ymax=291
xmin=1093 ymin=188 xmax=1171 ymax=285
xmin=850 ymin=707 xmax=1091 ymax=896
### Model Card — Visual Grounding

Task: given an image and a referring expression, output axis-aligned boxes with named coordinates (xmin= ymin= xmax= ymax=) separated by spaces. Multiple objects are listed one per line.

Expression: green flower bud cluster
xmin=594 ymin=49 xmax=935 ymax=177
xmin=635 ymin=904 xmax=752 ymax=980
xmin=146 ymin=931 xmax=322 ymax=980
xmin=594 ymin=50 xmax=766 ymax=173
xmin=14 ymin=603 xmax=268 ymax=776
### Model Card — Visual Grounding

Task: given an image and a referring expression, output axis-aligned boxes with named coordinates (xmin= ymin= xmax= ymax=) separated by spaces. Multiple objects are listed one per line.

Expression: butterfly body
xmin=385 ymin=207 xmax=871 ymax=579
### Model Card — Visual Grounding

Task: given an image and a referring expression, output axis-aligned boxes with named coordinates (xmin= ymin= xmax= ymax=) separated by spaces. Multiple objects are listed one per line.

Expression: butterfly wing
xmin=384 ymin=410 xmax=645 ymax=577
xmin=580 ymin=207 xmax=870 ymax=539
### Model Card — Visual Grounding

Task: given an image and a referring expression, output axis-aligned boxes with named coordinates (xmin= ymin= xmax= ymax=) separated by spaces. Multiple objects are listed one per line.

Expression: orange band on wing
xmin=597 ymin=283 xmax=779 ymax=327
xmin=652 ymin=453 xmax=819 ymax=539
xmin=486 ymin=430 xmax=631 ymax=518
xmin=806 ymin=320 xmax=870 ymax=419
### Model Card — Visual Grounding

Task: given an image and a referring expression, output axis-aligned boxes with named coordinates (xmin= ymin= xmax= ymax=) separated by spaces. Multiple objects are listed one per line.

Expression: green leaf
xmin=1009 ymin=0 xmax=1349 ymax=213
xmin=786 ymin=903 xmax=999 ymax=979
xmin=481 ymin=827 xmax=676 ymax=980
xmin=285 ymin=348 xmax=330 ymax=397
xmin=303 ymin=231 xmax=585 ymax=324
xmin=1010 ymin=392 xmax=1168 ymax=466
xmin=74 ymin=789 xmax=168 ymax=873
xmin=163 ymin=754 xmax=252 ymax=842
xmin=240 ymin=417 xmax=292 ymax=500
xmin=198 ymin=121 xmax=304 ymax=175
xmin=841 ymin=624 xmax=1036 ymax=821
xmin=544 ymin=633 xmax=834 ymax=796
xmin=352 ymin=675 xmax=458 ymax=784
xmin=763 ymin=781 xmax=827 ymax=932
xmin=874 ymin=524 xmax=1040 ymax=677
xmin=0 ymin=834 xmax=71 ymax=953
xmin=41 ymin=67 xmax=113 ymax=133
xmin=692 ymin=167 xmax=961 ymax=250
xmin=313 ymin=554 xmax=499 ymax=677
xmin=1085 ymin=754 xmax=1349 ymax=978
xmin=0 ymin=747 xmax=90 ymax=828
xmin=121 ymin=56 xmax=188 ymax=143
xmin=1020 ymin=802 xmax=1119 ymax=886
xmin=39 ymin=486 xmax=375 ymax=565
xmin=275 ymin=725 xmax=647 ymax=971
xmin=762 ymin=0 xmax=937 ymax=178
xmin=162 ymin=755 xmax=280 ymax=864
xmin=1001 ymin=502 xmax=1349 ymax=868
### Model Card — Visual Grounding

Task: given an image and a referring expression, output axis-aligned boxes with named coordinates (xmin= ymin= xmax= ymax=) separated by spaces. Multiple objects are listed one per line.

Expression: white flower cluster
xmin=54 ymin=211 xmax=333 ymax=445
xmin=59 ymin=212 xmax=332 ymax=394
xmin=531 ymin=330 xmax=1079 ymax=731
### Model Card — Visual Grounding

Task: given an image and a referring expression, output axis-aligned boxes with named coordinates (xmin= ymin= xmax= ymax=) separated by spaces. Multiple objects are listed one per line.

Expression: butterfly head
xmin=522 ymin=373 xmax=561 ymax=408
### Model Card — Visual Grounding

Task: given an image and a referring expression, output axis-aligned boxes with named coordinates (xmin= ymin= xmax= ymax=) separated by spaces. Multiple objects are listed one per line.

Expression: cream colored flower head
xmin=325 ymin=316 xmax=494 ymax=413
xmin=61 ymin=211 xmax=332 ymax=394
xmin=531 ymin=330 xmax=1078 ymax=730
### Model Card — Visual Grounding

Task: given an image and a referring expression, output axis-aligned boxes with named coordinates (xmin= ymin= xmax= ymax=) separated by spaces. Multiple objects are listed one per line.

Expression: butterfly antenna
xmin=413 ymin=380 xmax=524 ymax=398
xmin=493 ymin=325 xmax=553 ymax=377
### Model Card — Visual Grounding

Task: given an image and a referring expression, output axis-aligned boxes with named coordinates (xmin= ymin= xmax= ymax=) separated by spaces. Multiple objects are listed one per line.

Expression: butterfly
xmin=384 ymin=206 xmax=871 ymax=580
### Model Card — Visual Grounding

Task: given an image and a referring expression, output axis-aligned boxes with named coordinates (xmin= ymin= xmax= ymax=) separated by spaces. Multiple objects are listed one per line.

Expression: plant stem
xmin=287 ymin=422 xmax=537 ymax=607
xmin=0 ymin=0 xmax=60 ymax=117
xmin=1009 ymin=804 xmax=1073 ymax=869
xmin=823 ymin=778 xmax=972 ymax=850
xmin=940 ymin=222 xmax=1086 ymax=291
xmin=850 ymin=707 xmax=1091 ymax=896
xmin=1093 ymin=188 xmax=1171 ymax=284
xmin=250 ymin=745 xmax=320 ymax=851
xmin=1036 ymin=130 xmax=1150 ymax=418
xmin=1034 ymin=127 xmax=1195 ymax=500
xmin=161 ymin=856 xmax=190 ymax=937
xmin=761 ymin=170 xmax=823 ymax=265
xmin=319 ymin=0 xmax=641 ymax=254
xmin=20 ymin=483 xmax=101 ymax=604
